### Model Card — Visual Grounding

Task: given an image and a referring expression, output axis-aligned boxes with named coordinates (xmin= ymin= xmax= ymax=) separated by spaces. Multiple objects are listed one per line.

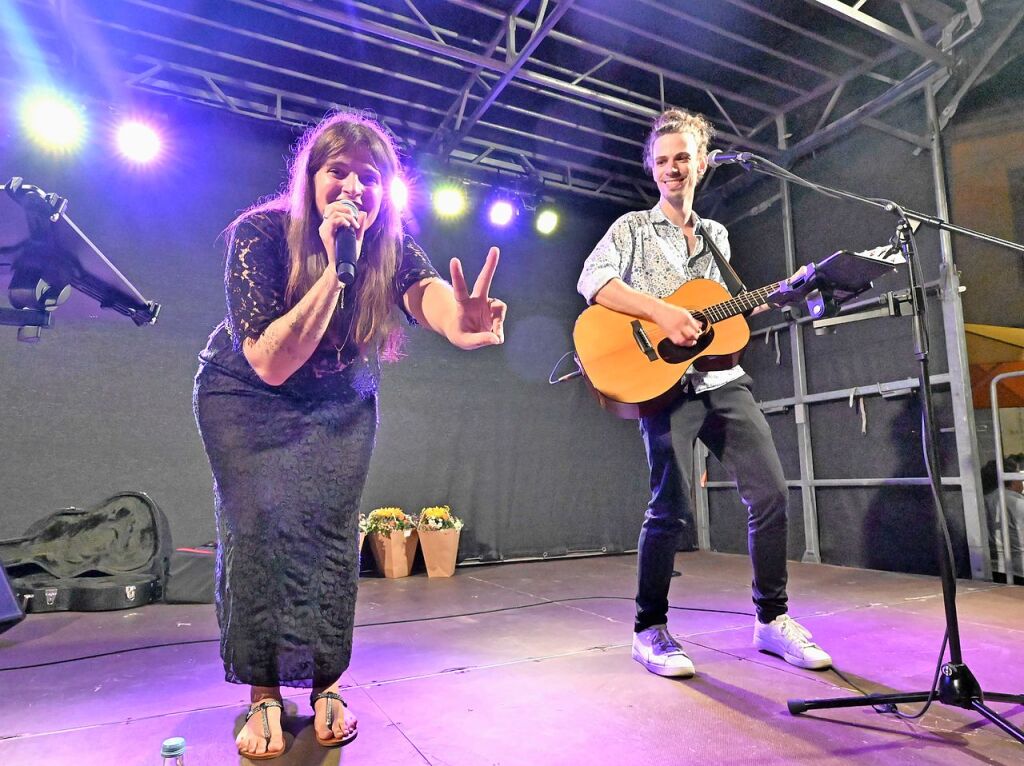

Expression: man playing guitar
xmin=577 ymin=108 xmax=832 ymax=678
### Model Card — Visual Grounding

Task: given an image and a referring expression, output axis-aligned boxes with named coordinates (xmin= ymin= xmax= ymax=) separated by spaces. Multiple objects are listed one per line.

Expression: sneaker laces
xmin=777 ymin=617 xmax=818 ymax=649
xmin=651 ymin=626 xmax=685 ymax=654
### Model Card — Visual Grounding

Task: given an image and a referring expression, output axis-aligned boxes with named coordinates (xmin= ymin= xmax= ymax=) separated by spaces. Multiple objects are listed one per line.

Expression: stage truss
xmin=4 ymin=0 xmax=1022 ymax=207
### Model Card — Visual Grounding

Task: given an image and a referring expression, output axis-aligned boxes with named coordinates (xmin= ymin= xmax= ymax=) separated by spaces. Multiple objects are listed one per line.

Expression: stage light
xmin=488 ymin=199 xmax=516 ymax=227
xmin=19 ymin=90 xmax=86 ymax=152
xmin=390 ymin=176 xmax=409 ymax=212
xmin=433 ymin=183 xmax=467 ymax=219
xmin=536 ymin=208 xmax=559 ymax=235
xmin=115 ymin=120 xmax=162 ymax=163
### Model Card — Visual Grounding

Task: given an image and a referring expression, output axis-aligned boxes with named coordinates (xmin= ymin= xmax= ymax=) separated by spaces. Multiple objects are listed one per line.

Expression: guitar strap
xmin=697 ymin=219 xmax=747 ymax=295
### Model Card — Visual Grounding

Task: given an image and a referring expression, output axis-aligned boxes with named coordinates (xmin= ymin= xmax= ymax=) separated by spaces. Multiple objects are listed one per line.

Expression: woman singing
xmin=194 ymin=111 xmax=506 ymax=759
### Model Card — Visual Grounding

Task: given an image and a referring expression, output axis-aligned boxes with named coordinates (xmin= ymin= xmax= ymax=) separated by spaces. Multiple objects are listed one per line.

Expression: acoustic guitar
xmin=573 ymin=245 xmax=902 ymax=419
xmin=572 ymin=278 xmax=783 ymax=419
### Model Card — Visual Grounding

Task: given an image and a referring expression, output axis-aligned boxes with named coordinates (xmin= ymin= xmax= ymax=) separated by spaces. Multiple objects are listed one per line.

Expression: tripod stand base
xmin=788 ymin=663 xmax=1024 ymax=744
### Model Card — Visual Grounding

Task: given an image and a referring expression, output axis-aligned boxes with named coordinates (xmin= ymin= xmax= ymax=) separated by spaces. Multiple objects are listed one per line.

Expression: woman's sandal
xmin=310 ymin=691 xmax=358 ymax=747
xmin=239 ymin=698 xmax=285 ymax=760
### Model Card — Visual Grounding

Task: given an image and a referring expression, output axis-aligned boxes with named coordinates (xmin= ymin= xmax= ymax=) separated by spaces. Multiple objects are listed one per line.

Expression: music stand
xmin=767 ymin=244 xmax=906 ymax=320
xmin=722 ymin=154 xmax=1024 ymax=744
xmin=0 ymin=177 xmax=161 ymax=340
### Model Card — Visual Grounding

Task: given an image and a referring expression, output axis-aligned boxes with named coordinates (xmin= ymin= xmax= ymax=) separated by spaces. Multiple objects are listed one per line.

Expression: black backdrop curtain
xmin=0 ymin=99 xmax=650 ymax=563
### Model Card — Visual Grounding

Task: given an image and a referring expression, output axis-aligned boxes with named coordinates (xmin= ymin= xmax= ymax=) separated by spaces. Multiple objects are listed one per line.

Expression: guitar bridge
xmin=631 ymin=320 xmax=658 ymax=361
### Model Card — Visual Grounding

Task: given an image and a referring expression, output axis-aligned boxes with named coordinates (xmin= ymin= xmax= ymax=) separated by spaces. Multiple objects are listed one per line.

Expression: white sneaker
xmin=753 ymin=615 xmax=832 ymax=670
xmin=631 ymin=625 xmax=695 ymax=678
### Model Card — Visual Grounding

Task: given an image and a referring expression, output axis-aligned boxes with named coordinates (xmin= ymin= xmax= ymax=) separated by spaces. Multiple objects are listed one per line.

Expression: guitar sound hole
xmin=657 ymin=317 xmax=715 ymax=364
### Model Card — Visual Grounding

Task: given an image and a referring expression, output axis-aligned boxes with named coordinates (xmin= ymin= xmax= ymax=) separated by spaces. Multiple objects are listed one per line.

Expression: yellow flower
xmin=417 ymin=505 xmax=464 ymax=531
xmin=365 ymin=507 xmax=415 ymax=535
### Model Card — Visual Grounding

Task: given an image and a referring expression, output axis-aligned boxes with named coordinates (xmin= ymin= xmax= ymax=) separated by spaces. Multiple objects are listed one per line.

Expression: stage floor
xmin=1 ymin=551 xmax=1022 ymax=765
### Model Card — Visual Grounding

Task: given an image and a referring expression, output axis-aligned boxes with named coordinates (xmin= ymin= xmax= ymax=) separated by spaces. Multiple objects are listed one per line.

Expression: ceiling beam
xmin=782 ymin=62 xmax=939 ymax=161
xmin=426 ymin=0 xmax=532 ymax=149
xmin=573 ymin=4 xmax=809 ymax=96
xmin=440 ymin=0 xmax=576 ymax=153
xmin=938 ymin=0 xmax=1024 ymax=129
xmin=246 ymin=0 xmax=513 ymax=73
xmin=885 ymin=0 xmax=956 ymax=25
xmin=802 ymin=0 xmax=954 ymax=67
xmin=445 ymin=0 xmax=780 ymax=114
xmin=766 ymin=26 xmax=935 ymax=133
xmin=722 ymin=0 xmax=873 ymax=62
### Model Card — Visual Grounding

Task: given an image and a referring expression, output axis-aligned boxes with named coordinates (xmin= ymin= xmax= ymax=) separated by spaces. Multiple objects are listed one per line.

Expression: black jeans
xmin=635 ymin=375 xmax=789 ymax=631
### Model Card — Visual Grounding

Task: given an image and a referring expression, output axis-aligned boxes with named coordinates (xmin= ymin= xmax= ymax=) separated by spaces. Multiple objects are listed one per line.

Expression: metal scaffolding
xmin=3 ymin=0 xmax=1003 ymax=205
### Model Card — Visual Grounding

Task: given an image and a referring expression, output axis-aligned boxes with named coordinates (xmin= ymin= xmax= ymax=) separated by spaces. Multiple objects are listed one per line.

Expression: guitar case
xmin=0 ymin=492 xmax=172 ymax=613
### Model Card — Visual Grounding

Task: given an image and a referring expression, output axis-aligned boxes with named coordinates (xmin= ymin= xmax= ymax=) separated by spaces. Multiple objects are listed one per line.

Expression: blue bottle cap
xmin=161 ymin=737 xmax=186 ymax=757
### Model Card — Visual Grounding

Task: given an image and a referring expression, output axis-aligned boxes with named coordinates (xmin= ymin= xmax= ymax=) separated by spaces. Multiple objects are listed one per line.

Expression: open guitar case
xmin=0 ymin=492 xmax=172 ymax=612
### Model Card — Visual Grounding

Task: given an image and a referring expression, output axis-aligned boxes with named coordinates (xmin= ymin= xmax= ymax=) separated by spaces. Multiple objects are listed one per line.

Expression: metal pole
xmin=777 ymin=114 xmax=822 ymax=563
xmin=693 ymin=443 xmax=712 ymax=551
xmin=924 ymin=82 xmax=990 ymax=579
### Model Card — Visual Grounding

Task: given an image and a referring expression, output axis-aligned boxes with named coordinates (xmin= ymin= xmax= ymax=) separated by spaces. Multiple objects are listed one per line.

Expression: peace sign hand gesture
xmin=447 ymin=247 xmax=507 ymax=350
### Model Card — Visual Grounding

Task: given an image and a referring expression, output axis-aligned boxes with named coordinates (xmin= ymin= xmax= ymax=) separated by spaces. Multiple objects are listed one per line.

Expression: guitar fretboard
xmin=700 ymin=282 xmax=782 ymax=324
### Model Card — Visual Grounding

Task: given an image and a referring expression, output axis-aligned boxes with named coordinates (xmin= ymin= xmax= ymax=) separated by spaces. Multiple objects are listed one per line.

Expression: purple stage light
xmin=488 ymin=199 xmax=515 ymax=227
xmin=390 ymin=176 xmax=409 ymax=212
xmin=116 ymin=120 xmax=162 ymax=163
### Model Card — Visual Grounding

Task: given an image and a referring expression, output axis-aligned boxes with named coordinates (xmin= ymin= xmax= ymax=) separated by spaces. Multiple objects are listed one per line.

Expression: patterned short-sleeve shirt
xmin=577 ymin=204 xmax=745 ymax=394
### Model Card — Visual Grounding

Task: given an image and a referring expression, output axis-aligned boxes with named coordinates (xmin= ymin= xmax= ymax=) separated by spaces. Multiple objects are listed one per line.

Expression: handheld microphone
xmin=706 ymin=149 xmax=755 ymax=168
xmin=334 ymin=199 xmax=359 ymax=286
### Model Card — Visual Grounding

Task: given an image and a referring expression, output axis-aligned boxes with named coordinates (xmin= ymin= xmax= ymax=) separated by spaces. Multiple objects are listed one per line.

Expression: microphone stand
xmin=723 ymin=156 xmax=1024 ymax=744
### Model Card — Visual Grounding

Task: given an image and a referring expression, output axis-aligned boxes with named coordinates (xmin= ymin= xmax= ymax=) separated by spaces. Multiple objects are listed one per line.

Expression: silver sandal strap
xmin=245 ymin=699 xmax=283 ymax=740
xmin=311 ymin=691 xmax=346 ymax=729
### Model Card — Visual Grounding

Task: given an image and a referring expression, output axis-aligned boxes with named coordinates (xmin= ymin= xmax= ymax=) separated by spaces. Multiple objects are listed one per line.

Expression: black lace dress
xmin=193 ymin=210 xmax=437 ymax=687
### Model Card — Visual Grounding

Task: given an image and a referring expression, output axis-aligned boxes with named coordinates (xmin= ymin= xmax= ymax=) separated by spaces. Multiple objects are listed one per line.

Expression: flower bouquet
xmin=416 ymin=505 xmax=463 ymax=578
xmin=365 ymin=507 xmax=419 ymax=578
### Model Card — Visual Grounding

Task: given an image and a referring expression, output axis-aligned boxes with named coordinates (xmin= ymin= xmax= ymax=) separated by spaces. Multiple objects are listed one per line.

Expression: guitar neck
xmin=702 ymin=282 xmax=782 ymax=324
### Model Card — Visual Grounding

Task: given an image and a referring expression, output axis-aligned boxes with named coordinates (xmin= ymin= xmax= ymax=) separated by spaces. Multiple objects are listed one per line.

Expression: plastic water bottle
xmin=160 ymin=737 xmax=186 ymax=765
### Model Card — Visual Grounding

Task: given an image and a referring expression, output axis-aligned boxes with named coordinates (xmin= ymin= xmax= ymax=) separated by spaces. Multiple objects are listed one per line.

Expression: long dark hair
xmin=231 ymin=111 xmax=404 ymax=358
